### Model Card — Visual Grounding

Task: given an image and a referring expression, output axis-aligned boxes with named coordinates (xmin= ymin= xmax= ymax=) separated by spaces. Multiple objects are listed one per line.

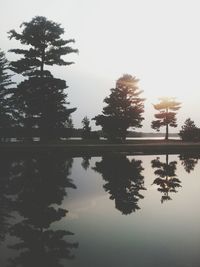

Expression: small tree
xmin=64 ymin=116 xmax=74 ymax=129
xmin=93 ymin=74 xmax=145 ymax=142
xmin=81 ymin=116 xmax=91 ymax=139
xmin=151 ymin=97 xmax=181 ymax=140
xmin=179 ymin=118 xmax=200 ymax=141
xmin=82 ymin=116 xmax=91 ymax=132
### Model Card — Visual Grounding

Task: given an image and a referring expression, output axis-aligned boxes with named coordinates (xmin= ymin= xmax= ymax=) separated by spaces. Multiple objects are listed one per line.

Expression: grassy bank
xmin=0 ymin=139 xmax=200 ymax=156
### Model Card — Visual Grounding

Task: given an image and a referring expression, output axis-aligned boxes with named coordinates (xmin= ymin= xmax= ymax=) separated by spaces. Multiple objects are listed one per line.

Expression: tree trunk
xmin=40 ymin=46 xmax=45 ymax=74
xmin=166 ymin=154 xmax=168 ymax=166
xmin=165 ymin=123 xmax=169 ymax=140
xmin=165 ymin=108 xmax=169 ymax=140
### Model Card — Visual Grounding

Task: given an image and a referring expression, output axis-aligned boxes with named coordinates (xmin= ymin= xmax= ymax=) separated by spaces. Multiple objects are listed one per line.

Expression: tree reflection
xmin=0 ymin=155 xmax=13 ymax=242
xmin=179 ymin=154 xmax=199 ymax=173
xmin=151 ymin=154 xmax=181 ymax=203
xmin=94 ymin=154 xmax=146 ymax=215
xmin=7 ymin=153 xmax=78 ymax=267
xmin=81 ymin=156 xmax=91 ymax=170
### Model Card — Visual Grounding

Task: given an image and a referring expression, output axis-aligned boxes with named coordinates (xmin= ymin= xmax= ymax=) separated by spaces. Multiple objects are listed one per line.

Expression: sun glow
xmin=1 ymin=0 xmax=200 ymax=130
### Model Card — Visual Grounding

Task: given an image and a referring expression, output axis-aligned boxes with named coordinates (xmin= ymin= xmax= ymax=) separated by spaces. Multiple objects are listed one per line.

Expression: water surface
xmin=0 ymin=152 xmax=199 ymax=267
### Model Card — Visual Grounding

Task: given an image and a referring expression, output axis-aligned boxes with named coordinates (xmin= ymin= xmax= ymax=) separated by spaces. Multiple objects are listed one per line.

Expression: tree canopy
xmin=179 ymin=118 xmax=200 ymax=141
xmin=152 ymin=155 xmax=181 ymax=203
xmin=93 ymin=154 xmax=146 ymax=214
xmin=81 ymin=116 xmax=91 ymax=139
xmin=151 ymin=97 xmax=181 ymax=140
xmin=8 ymin=16 xmax=78 ymax=140
xmin=8 ymin=16 xmax=78 ymax=76
xmin=8 ymin=153 xmax=78 ymax=266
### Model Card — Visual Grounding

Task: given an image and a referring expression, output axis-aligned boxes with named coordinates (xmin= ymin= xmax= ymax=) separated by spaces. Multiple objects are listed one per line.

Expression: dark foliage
xmin=93 ymin=154 xmax=146 ymax=214
xmin=93 ymin=74 xmax=145 ymax=142
xmin=81 ymin=116 xmax=99 ymax=140
xmin=0 ymin=49 xmax=15 ymax=132
xmin=179 ymin=118 xmax=200 ymax=142
xmin=8 ymin=16 xmax=78 ymax=76
xmin=179 ymin=153 xmax=199 ymax=173
xmin=151 ymin=97 xmax=181 ymax=140
xmin=7 ymin=153 xmax=78 ymax=266
xmin=81 ymin=156 xmax=91 ymax=170
xmin=151 ymin=155 xmax=181 ymax=203
xmin=81 ymin=116 xmax=91 ymax=139
xmin=8 ymin=16 xmax=78 ymax=140
xmin=0 ymin=155 xmax=14 ymax=242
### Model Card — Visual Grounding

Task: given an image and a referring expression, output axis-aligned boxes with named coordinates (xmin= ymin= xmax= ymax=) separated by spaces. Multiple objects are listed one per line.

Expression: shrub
xmin=179 ymin=118 xmax=200 ymax=141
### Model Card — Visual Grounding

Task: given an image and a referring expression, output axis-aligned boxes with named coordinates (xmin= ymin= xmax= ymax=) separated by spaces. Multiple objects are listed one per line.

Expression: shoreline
xmin=0 ymin=140 xmax=200 ymax=156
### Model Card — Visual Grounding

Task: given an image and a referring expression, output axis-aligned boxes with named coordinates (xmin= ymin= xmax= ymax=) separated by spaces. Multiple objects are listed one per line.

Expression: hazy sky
xmin=1 ymin=0 xmax=200 ymax=132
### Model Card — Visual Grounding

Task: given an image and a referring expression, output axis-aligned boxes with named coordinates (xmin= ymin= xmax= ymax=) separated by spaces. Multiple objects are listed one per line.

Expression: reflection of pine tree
xmin=8 ymin=223 xmax=78 ymax=267
xmin=7 ymin=153 xmax=78 ymax=267
xmin=151 ymin=155 xmax=181 ymax=203
xmin=179 ymin=154 xmax=199 ymax=173
xmin=94 ymin=154 xmax=146 ymax=215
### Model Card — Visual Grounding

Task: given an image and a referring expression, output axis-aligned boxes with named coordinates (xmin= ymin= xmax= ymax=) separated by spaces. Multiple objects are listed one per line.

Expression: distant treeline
xmin=71 ymin=129 xmax=179 ymax=138
xmin=0 ymin=128 xmax=73 ymax=138
xmin=0 ymin=128 xmax=179 ymax=139
xmin=128 ymin=132 xmax=179 ymax=138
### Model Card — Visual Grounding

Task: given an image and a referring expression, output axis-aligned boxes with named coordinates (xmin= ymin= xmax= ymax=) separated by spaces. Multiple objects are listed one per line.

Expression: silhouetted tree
xmin=94 ymin=154 xmax=146 ymax=214
xmin=8 ymin=16 xmax=78 ymax=75
xmin=64 ymin=115 xmax=74 ymax=129
xmin=14 ymin=77 xmax=76 ymax=139
xmin=82 ymin=116 xmax=91 ymax=132
xmin=0 ymin=49 xmax=15 ymax=132
xmin=151 ymin=97 xmax=181 ymax=140
xmin=7 ymin=153 xmax=78 ymax=266
xmin=179 ymin=118 xmax=200 ymax=141
xmin=93 ymin=74 xmax=145 ymax=142
xmin=8 ymin=16 xmax=78 ymax=140
xmin=81 ymin=116 xmax=91 ymax=139
xmin=151 ymin=155 xmax=181 ymax=203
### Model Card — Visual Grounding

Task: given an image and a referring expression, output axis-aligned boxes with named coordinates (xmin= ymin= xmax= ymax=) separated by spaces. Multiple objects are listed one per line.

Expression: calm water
xmin=0 ymin=152 xmax=199 ymax=267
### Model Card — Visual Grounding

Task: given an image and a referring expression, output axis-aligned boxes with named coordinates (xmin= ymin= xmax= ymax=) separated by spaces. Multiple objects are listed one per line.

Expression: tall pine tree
xmin=93 ymin=74 xmax=145 ymax=142
xmin=8 ymin=16 xmax=78 ymax=140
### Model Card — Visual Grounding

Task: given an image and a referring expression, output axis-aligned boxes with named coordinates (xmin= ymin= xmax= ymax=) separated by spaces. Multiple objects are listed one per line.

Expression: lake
xmin=0 ymin=152 xmax=199 ymax=267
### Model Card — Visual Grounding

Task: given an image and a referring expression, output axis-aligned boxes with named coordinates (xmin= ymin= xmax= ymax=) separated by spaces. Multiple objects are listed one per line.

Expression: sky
xmin=1 ymin=0 xmax=200 ymax=132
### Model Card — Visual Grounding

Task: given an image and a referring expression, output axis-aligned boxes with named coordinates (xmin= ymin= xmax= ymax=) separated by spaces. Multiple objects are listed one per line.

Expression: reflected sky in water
xmin=0 ymin=153 xmax=200 ymax=267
